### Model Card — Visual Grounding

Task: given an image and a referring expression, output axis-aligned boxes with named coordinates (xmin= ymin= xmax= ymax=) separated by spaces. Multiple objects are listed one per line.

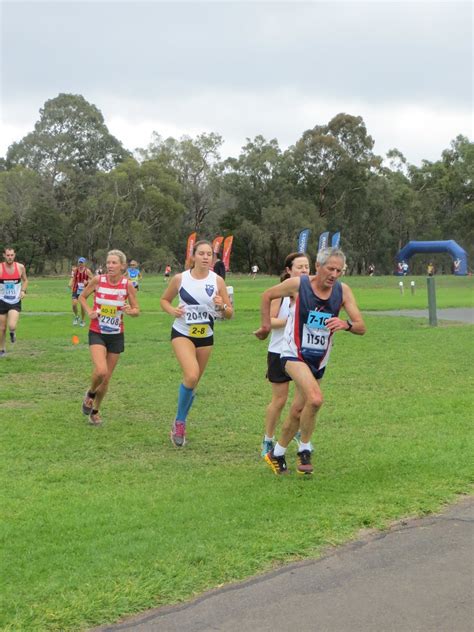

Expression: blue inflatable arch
xmin=395 ymin=240 xmax=468 ymax=275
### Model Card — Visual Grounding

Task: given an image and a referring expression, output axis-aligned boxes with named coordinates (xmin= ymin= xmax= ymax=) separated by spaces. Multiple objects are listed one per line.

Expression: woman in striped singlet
xmin=79 ymin=249 xmax=140 ymax=425
xmin=160 ymin=240 xmax=233 ymax=447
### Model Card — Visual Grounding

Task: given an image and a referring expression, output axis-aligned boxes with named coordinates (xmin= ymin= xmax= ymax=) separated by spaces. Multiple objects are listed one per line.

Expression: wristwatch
xmin=221 ymin=304 xmax=228 ymax=311
xmin=345 ymin=319 xmax=353 ymax=331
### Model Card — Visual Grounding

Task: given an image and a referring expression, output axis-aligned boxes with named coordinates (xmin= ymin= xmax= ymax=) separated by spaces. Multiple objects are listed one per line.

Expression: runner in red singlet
xmin=78 ymin=250 xmax=140 ymax=425
xmin=69 ymin=257 xmax=93 ymax=326
xmin=0 ymin=247 xmax=28 ymax=356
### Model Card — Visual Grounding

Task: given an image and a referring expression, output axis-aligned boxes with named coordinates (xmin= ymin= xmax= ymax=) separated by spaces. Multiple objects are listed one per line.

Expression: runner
xmin=79 ymin=250 xmax=140 ymax=426
xmin=260 ymin=252 xmax=310 ymax=457
xmin=69 ymin=257 xmax=93 ymax=326
xmin=160 ymin=240 xmax=233 ymax=447
xmin=127 ymin=260 xmax=142 ymax=290
xmin=0 ymin=247 xmax=28 ymax=356
xmin=254 ymin=247 xmax=365 ymax=475
xmin=164 ymin=264 xmax=172 ymax=282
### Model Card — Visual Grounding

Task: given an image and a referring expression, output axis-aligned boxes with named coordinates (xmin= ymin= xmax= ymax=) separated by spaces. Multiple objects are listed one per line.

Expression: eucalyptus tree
xmin=409 ymin=135 xmax=473 ymax=261
xmin=138 ymin=132 xmax=223 ymax=234
xmin=78 ymin=157 xmax=186 ymax=265
xmin=6 ymin=93 xmax=128 ymax=184
xmin=0 ymin=166 xmax=63 ymax=270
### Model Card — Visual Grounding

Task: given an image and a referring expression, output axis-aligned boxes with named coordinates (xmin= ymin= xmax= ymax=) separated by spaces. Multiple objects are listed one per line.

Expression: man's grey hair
xmin=316 ymin=247 xmax=346 ymax=267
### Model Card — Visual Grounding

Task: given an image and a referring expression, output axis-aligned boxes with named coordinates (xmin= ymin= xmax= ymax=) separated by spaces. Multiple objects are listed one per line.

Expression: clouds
xmin=1 ymin=1 xmax=472 ymax=164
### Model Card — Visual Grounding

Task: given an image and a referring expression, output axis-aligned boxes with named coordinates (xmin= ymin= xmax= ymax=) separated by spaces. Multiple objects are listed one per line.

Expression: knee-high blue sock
xmin=176 ymin=384 xmax=194 ymax=423
xmin=184 ymin=391 xmax=196 ymax=417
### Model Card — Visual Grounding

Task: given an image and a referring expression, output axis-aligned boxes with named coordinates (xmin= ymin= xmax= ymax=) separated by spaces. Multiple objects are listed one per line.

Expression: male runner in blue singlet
xmin=254 ymin=247 xmax=366 ymax=475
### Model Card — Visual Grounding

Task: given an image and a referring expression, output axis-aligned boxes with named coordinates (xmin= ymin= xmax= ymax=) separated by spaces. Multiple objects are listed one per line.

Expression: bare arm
xmin=253 ymin=277 xmax=300 ymax=340
xmin=326 ymin=283 xmax=366 ymax=335
xmin=270 ymin=297 xmax=286 ymax=329
xmin=124 ymin=281 xmax=140 ymax=317
xmin=214 ymin=276 xmax=233 ymax=320
xmin=20 ymin=264 xmax=28 ymax=296
xmin=78 ymin=276 xmax=100 ymax=320
xmin=160 ymin=274 xmax=185 ymax=318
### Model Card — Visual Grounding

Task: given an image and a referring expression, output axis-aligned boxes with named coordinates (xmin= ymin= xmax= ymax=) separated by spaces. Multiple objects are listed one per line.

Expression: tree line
xmin=1 ymin=93 xmax=472 ymax=275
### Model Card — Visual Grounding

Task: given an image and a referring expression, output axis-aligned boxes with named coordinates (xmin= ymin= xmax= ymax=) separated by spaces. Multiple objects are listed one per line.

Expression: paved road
xmin=92 ymin=497 xmax=474 ymax=632
xmin=367 ymin=308 xmax=473 ymax=324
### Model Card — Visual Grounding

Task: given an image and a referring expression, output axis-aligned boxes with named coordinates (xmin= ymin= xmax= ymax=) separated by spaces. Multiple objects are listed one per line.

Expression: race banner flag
xmin=212 ymin=236 xmax=224 ymax=254
xmin=297 ymin=229 xmax=311 ymax=253
xmin=185 ymin=232 xmax=197 ymax=269
xmin=318 ymin=231 xmax=330 ymax=252
xmin=331 ymin=231 xmax=341 ymax=248
xmin=222 ymin=235 xmax=234 ymax=271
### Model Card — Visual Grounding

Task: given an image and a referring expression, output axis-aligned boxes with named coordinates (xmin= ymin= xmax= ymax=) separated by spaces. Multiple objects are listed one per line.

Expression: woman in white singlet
xmin=160 ymin=240 xmax=233 ymax=447
xmin=260 ymin=252 xmax=310 ymax=456
xmin=79 ymin=250 xmax=140 ymax=425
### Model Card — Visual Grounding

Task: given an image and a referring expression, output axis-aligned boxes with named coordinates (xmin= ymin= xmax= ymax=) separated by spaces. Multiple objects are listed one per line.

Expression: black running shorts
xmin=88 ymin=330 xmax=125 ymax=354
xmin=0 ymin=300 xmax=21 ymax=314
xmin=266 ymin=351 xmax=291 ymax=383
xmin=171 ymin=327 xmax=214 ymax=348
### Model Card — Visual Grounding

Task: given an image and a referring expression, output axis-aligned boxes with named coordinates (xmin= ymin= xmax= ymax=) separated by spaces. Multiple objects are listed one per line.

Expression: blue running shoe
xmin=261 ymin=439 xmax=274 ymax=457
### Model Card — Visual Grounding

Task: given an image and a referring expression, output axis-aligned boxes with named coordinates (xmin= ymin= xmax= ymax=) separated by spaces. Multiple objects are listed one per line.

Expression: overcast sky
xmin=1 ymin=0 xmax=472 ymax=165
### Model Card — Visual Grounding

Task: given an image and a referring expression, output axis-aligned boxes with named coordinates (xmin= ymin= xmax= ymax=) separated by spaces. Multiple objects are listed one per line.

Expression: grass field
xmin=1 ymin=274 xmax=473 ymax=631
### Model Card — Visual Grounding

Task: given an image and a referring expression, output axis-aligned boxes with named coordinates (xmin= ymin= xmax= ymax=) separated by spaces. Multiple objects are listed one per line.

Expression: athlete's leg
xmin=7 ymin=309 xmax=20 ymax=340
xmin=72 ymin=298 xmax=79 ymax=317
xmin=89 ymin=345 xmax=108 ymax=400
xmin=171 ymin=337 xmax=202 ymax=389
xmin=93 ymin=351 xmax=121 ymax=410
xmin=279 ymin=361 xmax=323 ymax=447
xmin=265 ymin=381 xmax=289 ymax=439
xmin=279 ymin=384 xmax=305 ymax=446
xmin=0 ymin=313 xmax=7 ymax=350
xmin=195 ymin=345 xmax=213 ymax=383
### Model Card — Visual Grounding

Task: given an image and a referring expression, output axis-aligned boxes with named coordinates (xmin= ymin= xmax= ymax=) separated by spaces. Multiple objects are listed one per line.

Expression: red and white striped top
xmin=90 ymin=275 xmax=128 ymax=335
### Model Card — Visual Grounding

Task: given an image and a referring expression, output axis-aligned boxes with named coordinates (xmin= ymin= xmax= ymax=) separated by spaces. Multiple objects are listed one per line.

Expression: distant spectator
xmin=402 ymin=261 xmax=409 ymax=276
xmin=250 ymin=264 xmax=259 ymax=279
xmin=427 ymin=262 xmax=435 ymax=276
xmin=368 ymin=263 xmax=375 ymax=277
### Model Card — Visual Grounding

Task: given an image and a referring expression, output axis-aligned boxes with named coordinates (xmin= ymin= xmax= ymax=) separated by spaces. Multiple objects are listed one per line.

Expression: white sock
xmin=264 ymin=435 xmax=274 ymax=442
xmin=273 ymin=442 xmax=287 ymax=457
xmin=299 ymin=441 xmax=312 ymax=452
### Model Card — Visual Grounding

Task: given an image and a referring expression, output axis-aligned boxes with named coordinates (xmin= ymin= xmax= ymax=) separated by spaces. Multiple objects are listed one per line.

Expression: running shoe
xmin=170 ymin=421 xmax=186 ymax=447
xmin=79 ymin=320 xmax=85 ymax=327
xmin=296 ymin=449 xmax=313 ymax=475
xmin=264 ymin=449 xmax=288 ymax=475
xmin=73 ymin=317 xmax=79 ymax=326
xmin=261 ymin=438 xmax=274 ymax=457
xmin=0 ymin=350 xmax=6 ymax=357
xmin=89 ymin=410 xmax=102 ymax=426
xmin=82 ymin=391 xmax=95 ymax=416
xmin=9 ymin=331 xmax=16 ymax=343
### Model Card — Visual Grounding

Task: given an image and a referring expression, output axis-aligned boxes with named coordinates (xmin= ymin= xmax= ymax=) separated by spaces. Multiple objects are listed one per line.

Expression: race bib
xmin=98 ymin=304 xmax=121 ymax=333
xmin=306 ymin=310 xmax=332 ymax=330
xmin=302 ymin=311 xmax=332 ymax=355
xmin=302 ymin=325 xmax=329 ymax=354
xmin=189 ymin=324 xmax=209 ymax=338
xmin=77 ymin=282 xmax=85 ymax=293
xmin=100 ymin=304 xmax=117 ymax=318
xmin=4 ymin=282 xmax=16 ymax=297
xmin=185 ymin=304 xmax=210 ymax=325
